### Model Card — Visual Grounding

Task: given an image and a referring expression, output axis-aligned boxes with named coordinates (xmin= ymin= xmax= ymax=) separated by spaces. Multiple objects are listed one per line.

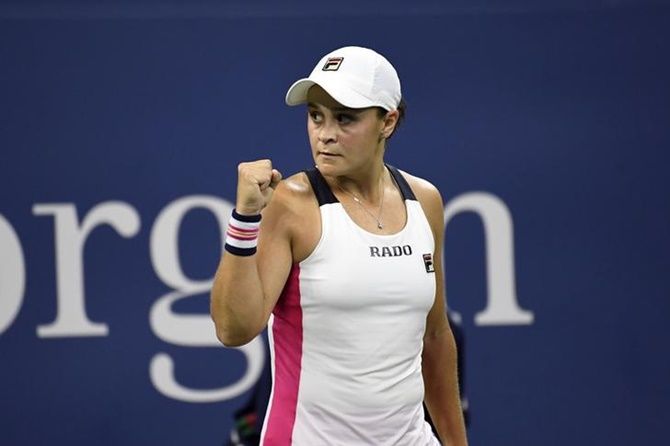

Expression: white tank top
xmin=261 ymin=166 xmax=440 ymax=446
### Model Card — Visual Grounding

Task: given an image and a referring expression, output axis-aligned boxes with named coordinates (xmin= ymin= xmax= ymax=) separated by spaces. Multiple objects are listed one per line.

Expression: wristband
xmin=224 ymin=209 xmax=261 ymax=256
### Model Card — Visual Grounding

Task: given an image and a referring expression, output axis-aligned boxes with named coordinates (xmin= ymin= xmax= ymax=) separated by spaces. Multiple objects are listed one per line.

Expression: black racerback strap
xmin=386 ymin=164 xmax=417 ymax=201
xmin=304 ymin=164 xmax=417 ymax=206
xmin=304 ymin=168 xmax=338 ymax=206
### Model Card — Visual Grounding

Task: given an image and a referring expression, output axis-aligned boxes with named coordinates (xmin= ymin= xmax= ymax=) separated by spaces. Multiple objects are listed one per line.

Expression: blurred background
xmin=1 ymin=0 xmax=669 ymax=444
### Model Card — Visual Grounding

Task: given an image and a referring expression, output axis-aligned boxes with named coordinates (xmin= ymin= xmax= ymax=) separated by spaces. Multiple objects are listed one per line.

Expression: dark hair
xmin=377 ymin=98 xmax=406 ymax=140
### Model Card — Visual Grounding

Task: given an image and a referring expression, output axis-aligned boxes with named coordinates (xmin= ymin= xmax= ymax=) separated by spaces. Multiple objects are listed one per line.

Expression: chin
xmin=314 ymin=162 xmax=343 ymax=178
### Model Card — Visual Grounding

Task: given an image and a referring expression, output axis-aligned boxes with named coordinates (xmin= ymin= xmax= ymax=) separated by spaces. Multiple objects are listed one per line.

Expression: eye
xmin=336 ymin=113 xmax=356 ymax=124
xmin=308 ymin=110 xmax=323 ymax=123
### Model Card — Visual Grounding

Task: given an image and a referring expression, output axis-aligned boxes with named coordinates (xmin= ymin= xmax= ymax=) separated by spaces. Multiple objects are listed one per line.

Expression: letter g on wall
xmin=1 ymin=196 xmax=264 ymax=404
xmin=149 ymin=195 xmax=265 ymax=402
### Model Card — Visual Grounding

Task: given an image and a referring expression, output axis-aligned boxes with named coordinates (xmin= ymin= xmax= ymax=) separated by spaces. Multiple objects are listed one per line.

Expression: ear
xmin=381 ymin=109 xmax=400 ymax=138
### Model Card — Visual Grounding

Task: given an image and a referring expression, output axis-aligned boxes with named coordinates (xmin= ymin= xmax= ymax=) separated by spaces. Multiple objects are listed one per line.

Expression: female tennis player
xmin=211 ymin=46 xmax=468 ymax=446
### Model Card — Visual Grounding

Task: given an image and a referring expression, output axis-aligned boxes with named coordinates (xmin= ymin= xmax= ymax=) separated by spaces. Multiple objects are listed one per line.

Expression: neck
xmin=335 ymin=162 xmax=387 ymax=201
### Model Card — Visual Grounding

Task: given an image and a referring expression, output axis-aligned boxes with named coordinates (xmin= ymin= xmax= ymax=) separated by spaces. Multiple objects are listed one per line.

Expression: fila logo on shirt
xmin=423 ymin=253 xmax=435 ymax=273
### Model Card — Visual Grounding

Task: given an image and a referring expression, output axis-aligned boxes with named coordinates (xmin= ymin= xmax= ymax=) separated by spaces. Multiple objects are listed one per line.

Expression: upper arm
xmin=406 ymin=174 xmax=450 ymax=339
xmin=255 ymin=173 xmax=316 ymax=324
xmin=252 ymin=179 xmax=297 ymax=324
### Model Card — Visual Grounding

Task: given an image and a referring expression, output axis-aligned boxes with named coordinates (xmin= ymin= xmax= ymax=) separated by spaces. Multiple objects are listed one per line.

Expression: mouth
xmin=318 ymin=151 xmax=341 ymax=157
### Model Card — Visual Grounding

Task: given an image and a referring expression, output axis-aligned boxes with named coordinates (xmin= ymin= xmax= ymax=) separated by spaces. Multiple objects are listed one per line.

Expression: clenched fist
xmin=236 ymin=159 xmax=283 ymax=215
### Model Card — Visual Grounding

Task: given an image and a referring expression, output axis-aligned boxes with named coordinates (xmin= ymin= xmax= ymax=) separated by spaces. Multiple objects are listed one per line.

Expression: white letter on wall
xmin=149 ymin=195 xmax=264 ymax=403
xmin=444 ymin=192 xmax=534 ymax=325
xmin=32 ymin=202 xmax=141 ymax=337
xmin=0 ymin=214 xmax=26 ymax=336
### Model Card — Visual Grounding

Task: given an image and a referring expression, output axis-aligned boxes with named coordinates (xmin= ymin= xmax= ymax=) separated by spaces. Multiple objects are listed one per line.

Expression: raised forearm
xmin=211 ymin=160 xmax=285 ymax=346
xmin=210 ymin=253 xmax=267 ymax=346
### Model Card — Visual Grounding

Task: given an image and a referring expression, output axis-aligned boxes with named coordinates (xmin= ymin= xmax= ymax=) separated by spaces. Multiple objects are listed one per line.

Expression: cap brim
xmin=285 ymin=78 xmax=315 ymax=106
xmin=285 ymin=78 xmax=380 ymax=109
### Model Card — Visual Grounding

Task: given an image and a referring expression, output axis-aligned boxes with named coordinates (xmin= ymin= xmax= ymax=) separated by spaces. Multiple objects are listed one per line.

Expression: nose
xmin=317 ymin=120 xmax=337 ymax=144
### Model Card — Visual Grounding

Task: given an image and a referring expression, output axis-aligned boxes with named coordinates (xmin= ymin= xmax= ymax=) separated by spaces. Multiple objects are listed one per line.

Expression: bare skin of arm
xmin=210 ymin=161 xmax=318 ymax=347
xmin=408 ymin=173 xmax=469 ymax=446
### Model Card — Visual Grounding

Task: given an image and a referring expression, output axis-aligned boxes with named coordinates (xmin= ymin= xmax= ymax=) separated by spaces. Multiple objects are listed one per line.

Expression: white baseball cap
xmin=285 ymin=46 xmax=402 ymax=111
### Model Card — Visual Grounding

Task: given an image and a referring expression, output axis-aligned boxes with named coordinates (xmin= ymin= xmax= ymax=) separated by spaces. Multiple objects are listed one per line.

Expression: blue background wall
xmin=1 ymin=1 xmax=669 ymax=444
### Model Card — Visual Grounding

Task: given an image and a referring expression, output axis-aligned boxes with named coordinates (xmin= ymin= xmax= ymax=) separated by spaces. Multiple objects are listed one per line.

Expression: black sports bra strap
xmin=304 ymin=168 xmax=339 ymax=206
xmin=386 ymin=164 xmax=417 ymax=201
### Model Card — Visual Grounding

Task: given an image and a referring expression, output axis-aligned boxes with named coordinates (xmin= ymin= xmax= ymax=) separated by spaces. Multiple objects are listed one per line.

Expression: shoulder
xmin=393 ymin=168 xmax=445 ymax=240
xmin=271 ymin=171 xmax=316 ymax=206
xmin=263 ymin=171 xmax=320 ymax=261
xmin=394 ymin=168 xmax=444 ymax=215
xmin=261 ymin=170 xmax=318 ymax=232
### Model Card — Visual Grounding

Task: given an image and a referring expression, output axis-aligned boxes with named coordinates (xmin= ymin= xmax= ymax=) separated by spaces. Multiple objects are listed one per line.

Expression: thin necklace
xmin=337 ymin=174 xmax=386 ymax=230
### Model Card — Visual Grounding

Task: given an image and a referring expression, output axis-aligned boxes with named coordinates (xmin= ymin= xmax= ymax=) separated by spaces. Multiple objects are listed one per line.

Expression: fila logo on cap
xmin=322 ymin=57 xmax=343 ymax=71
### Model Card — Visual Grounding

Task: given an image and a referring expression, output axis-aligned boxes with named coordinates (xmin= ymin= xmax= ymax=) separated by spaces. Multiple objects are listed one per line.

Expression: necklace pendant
xmin=377 ymin=222 xmax=383 ymax=229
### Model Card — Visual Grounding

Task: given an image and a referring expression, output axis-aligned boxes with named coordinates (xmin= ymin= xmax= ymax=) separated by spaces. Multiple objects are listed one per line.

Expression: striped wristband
xmin=224 ymin=209 xmax=261 ymax=256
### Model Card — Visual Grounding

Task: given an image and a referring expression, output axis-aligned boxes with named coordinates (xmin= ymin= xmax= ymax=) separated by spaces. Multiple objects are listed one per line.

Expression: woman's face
xmin=306 ymin=85 xmax=390 ymax=178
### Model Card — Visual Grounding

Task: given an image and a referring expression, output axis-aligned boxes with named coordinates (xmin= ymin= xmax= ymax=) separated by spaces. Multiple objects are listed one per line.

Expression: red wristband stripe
xmin=227 ymin=225 xmax=259 ymax=240
xmin=225 ymin=211 xmax=261 ymax=253
xmin=227 ymin=223 xmax=258 ymax=234
xmin=226 ymin=231 xmax=259 ymax=241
